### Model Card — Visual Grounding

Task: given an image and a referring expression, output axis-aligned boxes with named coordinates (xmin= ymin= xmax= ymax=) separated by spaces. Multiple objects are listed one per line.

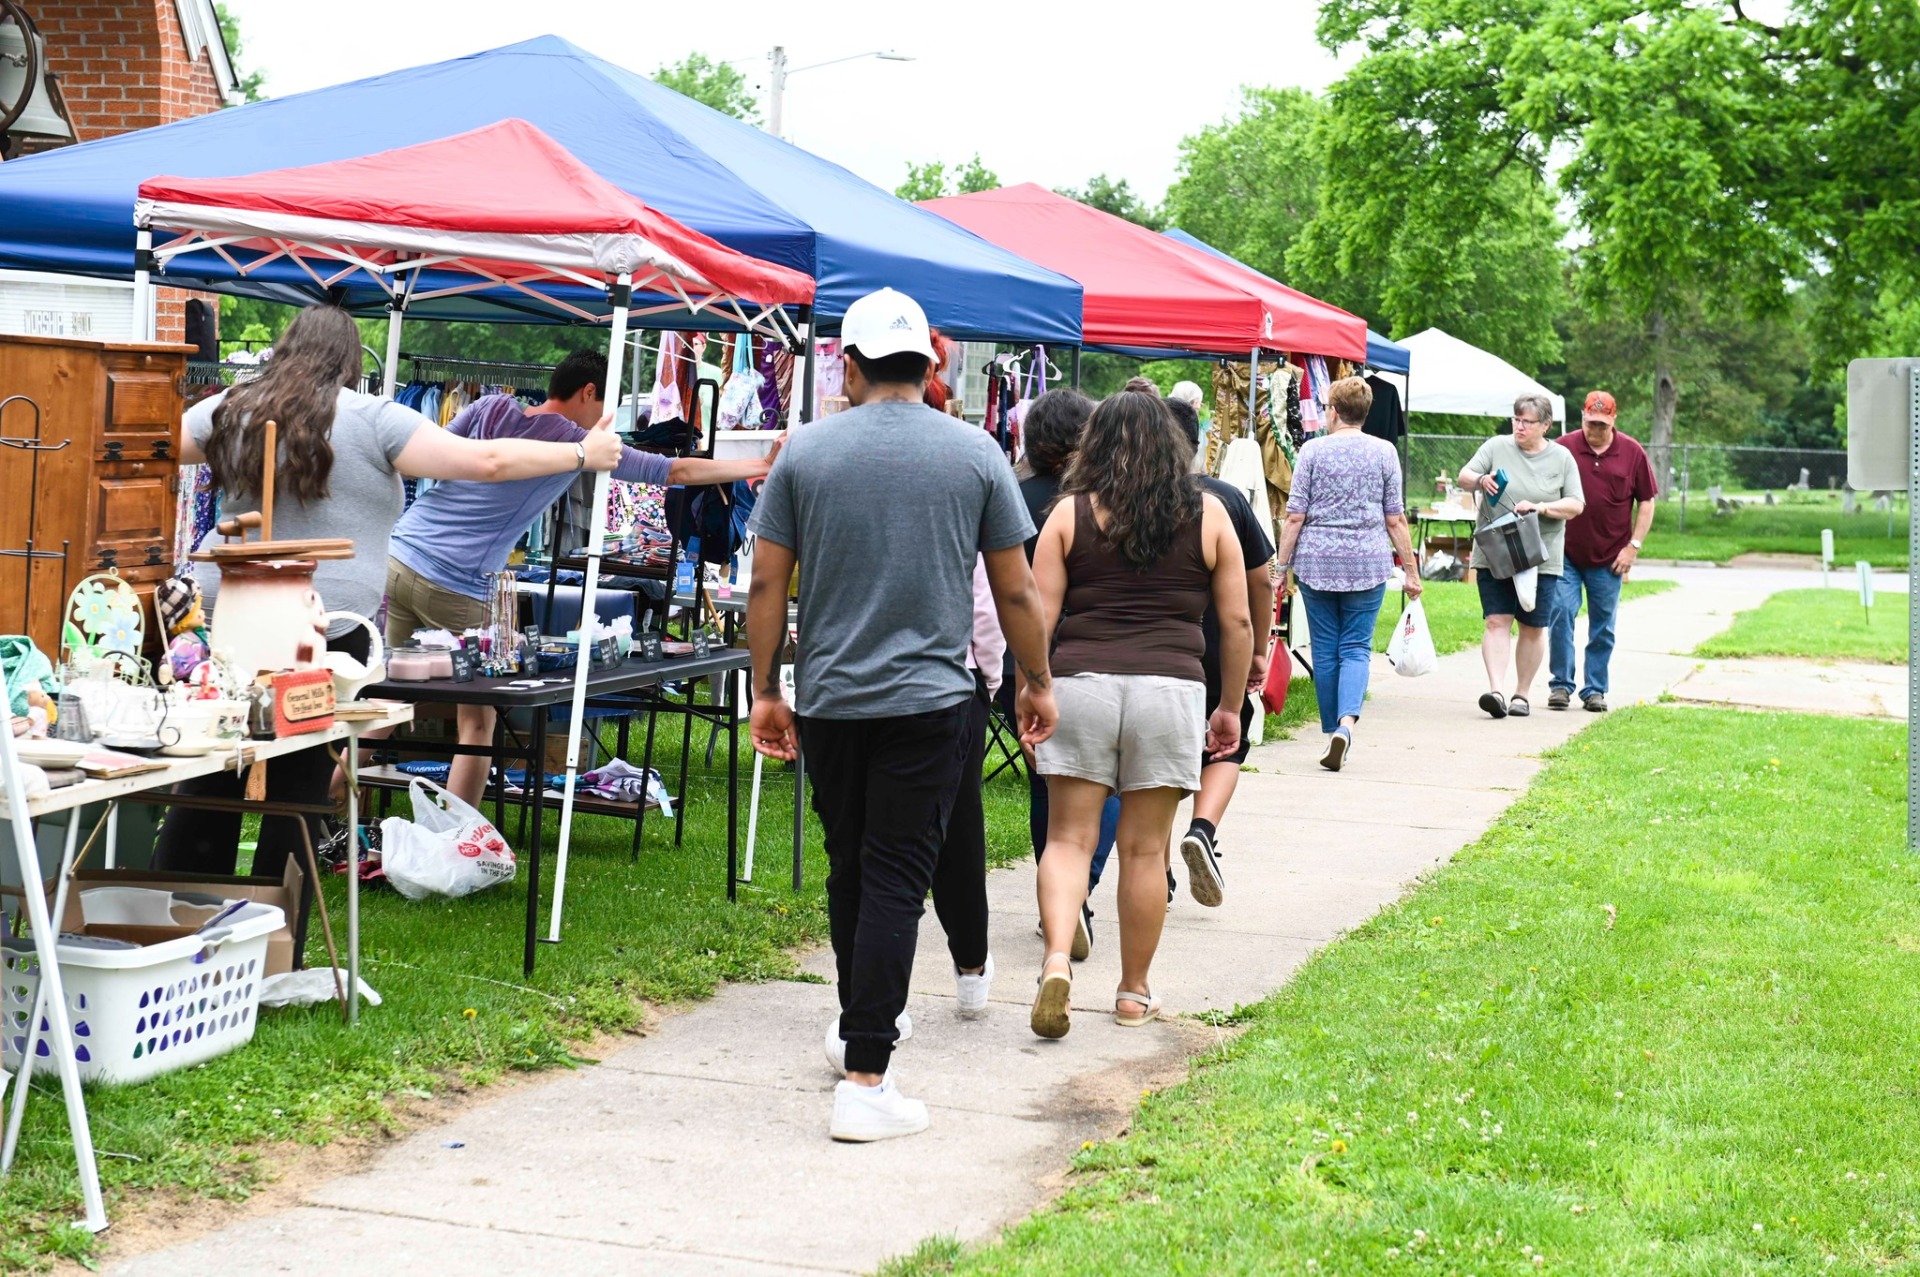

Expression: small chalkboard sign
xmin=450 ymin=647 xmax=475 ymax=682
xmin=691 ymin=627 xmax=712 ymax=658
xmin=637 ymin=632 xmax=664 ymax=662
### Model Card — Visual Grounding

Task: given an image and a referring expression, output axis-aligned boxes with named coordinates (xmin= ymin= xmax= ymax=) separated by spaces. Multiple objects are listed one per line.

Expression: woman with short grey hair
xmin=1457 ymin=393 xmax=1585 ymax=718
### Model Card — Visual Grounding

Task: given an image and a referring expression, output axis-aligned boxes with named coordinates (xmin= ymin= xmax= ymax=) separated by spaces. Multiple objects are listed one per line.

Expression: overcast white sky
xmin=221 ymin=0 xmax=1354 ymax=203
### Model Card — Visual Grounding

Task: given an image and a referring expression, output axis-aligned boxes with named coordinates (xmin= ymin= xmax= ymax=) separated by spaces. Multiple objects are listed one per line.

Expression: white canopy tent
xmin=1382 ymin=326 xmax=1567 ymax=424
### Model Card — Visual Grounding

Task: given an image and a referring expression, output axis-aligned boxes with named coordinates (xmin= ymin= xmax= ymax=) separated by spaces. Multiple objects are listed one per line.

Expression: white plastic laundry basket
xmin=2 ymin=890 xmax=284 ymax=1085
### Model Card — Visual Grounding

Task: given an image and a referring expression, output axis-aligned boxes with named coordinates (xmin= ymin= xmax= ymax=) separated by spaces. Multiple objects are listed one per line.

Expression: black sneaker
xmin=1180 ymin=826 xmax=1225 ymax=907
xmin=1071 ymin=902 xmax=1093 ymax=961
xmin=1166 ymin=868 xmax=1177 ymax=911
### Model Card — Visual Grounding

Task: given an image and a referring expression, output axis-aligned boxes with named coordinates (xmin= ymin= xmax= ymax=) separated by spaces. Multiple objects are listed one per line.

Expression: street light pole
xmin=764 ymin=47 xmax=913 ymax=138
xmin=767 ymin=45 xmax=788 ymax=138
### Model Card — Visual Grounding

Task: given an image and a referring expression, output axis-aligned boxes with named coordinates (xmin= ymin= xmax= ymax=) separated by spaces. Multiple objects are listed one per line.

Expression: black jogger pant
xmin=930 ymin=674 xmax=992 ymax=975
xmin=799 ymin=698 xmax=972 ymax=1076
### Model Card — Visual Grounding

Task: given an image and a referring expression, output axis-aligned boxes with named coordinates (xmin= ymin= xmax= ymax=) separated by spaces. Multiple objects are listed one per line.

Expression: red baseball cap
xmin=1582 ymin=391 xmax=1617 ymax=424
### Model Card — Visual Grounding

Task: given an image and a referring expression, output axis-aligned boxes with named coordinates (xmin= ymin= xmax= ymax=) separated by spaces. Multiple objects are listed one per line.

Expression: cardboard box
xmin=54 ymin=859 xmax=306 ymax=976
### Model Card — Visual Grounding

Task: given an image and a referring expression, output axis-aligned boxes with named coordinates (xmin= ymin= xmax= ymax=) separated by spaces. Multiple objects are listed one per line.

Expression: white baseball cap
xmin=840 ymin=287 xmax=937 ymax=363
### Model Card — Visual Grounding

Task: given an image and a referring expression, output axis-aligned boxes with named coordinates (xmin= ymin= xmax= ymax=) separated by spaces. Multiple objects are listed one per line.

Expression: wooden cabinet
xmin=0 ymin=334 xmax=193 ymax=658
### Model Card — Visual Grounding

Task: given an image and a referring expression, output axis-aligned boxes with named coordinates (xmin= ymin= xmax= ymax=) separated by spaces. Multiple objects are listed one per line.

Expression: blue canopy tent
xmin=1161 ymin=228 xmax=1408 ymax=374
xmin=0 ymin=35 xmax=1082 ymax=346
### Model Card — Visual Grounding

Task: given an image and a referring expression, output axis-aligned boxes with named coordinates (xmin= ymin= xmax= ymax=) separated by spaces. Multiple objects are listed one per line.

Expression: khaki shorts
xmin=1036 ymin=673 xmax=1206 ymax=795
xmin=384 ymin=557 xmax=488 ymax=647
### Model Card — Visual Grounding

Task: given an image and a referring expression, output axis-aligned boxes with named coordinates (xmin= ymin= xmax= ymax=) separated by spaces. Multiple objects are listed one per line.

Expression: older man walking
xmin=1549 ymin=391 xmax=1659 ymax=712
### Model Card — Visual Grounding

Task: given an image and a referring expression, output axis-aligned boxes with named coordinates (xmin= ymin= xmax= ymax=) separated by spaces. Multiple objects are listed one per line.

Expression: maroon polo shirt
xmin=1557 ymin=428 xmax=1658 ymax=567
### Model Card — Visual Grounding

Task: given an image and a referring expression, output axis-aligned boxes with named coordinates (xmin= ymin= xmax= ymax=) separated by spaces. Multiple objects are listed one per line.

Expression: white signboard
xmin=1848 ymin=358 xmax=1920 ymax=492
xmin=0 ymin=270 xmax=139 ymax=343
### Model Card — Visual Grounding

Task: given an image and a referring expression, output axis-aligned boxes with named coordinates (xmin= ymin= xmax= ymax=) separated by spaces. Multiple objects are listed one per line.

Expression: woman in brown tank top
xmin=1024 ymin=390 xmax=1254 ymax=1038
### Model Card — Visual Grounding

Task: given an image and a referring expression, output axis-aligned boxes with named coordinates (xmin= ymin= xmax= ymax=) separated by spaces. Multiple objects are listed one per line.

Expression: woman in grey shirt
xmin=157 ymin=304 xmax=620 ymax=892
xmin=1457 ymin=393 xmax=1585 ymax=718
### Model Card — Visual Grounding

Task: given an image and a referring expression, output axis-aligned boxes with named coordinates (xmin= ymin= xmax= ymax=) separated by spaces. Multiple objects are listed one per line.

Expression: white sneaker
xmin=954 ymin=952 xmax=995 ymax=1018
xmin=829 ymin=1076 xmax=929 ymax=1142
xmin=823 ymin=1010 xmax=914 ymax=1075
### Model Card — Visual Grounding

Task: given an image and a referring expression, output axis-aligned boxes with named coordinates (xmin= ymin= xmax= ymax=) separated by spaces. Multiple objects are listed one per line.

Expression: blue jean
xmin=1299 ymin=583 xmax=1387 ymax=735
xmin=1549 ymin=564 xmax=1623 ymax=699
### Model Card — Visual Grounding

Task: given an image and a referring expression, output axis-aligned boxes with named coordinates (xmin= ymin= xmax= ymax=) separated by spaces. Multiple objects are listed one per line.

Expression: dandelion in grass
xmin=463 ymin=1008 xmax=477 ymax=1019
xmin=1330 ymin=1139 xmax=1348 ymax=1154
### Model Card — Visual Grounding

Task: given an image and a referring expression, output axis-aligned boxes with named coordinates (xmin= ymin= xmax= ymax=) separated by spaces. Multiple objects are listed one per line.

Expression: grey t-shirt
xmin=1466 ymin=434 xmax=1586 ymax=576
xmin=187 ymin=387 xmax=427 ymax=635
xmin=747 ymin=400 xmax=1033 ymax=719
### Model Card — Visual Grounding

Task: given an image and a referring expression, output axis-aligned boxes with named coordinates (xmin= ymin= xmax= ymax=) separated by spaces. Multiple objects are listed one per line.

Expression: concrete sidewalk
xmin=106 ymin=572 xmax=1776 ymax=1277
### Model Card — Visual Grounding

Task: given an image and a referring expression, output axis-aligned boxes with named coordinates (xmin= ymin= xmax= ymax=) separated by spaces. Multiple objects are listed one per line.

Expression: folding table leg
xmin=727 ymin=673 xmax=739 ymax=900
xmin=524 ymin=712 xmax=548 ymax=976
xmin=674 ymin=680 xmax=694 ymax=847
xmin=633 ymin=702 xmax=659 ymax=862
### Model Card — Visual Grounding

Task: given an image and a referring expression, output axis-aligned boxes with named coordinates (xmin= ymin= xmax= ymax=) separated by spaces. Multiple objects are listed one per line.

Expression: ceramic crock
xmin=207 ymin=559 xmax=327 ymax=674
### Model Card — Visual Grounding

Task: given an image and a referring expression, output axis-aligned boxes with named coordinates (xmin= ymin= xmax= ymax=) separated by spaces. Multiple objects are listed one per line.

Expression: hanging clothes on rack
xmin=767 ymin=341 xmax=794 ymax=424
xmin=754 ymin=335 xmax=783 ymax=428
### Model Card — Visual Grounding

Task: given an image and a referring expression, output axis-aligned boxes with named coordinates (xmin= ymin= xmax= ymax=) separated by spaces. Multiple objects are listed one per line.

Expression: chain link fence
xmin=1402 ymin=435 xmax=1907 ymax=541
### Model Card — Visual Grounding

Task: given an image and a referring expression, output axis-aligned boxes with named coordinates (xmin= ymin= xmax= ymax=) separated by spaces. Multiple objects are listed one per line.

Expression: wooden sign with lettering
xmin=270 ymin=668 xmax=336 ymax=737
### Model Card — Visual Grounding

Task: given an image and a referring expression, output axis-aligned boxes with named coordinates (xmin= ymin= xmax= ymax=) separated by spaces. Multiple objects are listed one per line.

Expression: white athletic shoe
xmin=823 ymin=1010 xmax=914 ymax=1075
xmin=830 ymin=1076 xmax=930 ymax=1142
xmin=954 ymin=952 xmax=995 ymax=1018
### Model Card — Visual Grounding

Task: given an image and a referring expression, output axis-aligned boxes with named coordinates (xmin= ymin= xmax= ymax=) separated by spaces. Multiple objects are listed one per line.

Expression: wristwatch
xmin=573 ymin=440 xmax=587 ymax=472
xmin=1629 ymin=539 xmax=1643 ymax=549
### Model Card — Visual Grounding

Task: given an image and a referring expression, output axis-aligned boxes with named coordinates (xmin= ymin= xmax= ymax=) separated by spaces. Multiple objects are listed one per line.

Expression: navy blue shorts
xmin=1477 ymin=571 xmax=1555 ymax=628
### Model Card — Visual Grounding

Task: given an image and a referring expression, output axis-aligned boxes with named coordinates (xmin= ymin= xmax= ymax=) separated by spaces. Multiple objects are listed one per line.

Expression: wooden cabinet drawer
xmin=102 ymin=369 xmax=179 ymax=456
xmin=88 ymin=462 xmax=176 ymax=573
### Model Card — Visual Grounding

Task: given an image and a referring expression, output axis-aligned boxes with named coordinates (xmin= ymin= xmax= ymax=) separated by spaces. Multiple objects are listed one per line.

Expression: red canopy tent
xmin=134 ymin=118 xmax=814 ymax=341
xmin=131 ymin=121 xmax=815 ymax=977
xmin=920 ymin=184 xmax=1366 ymax=360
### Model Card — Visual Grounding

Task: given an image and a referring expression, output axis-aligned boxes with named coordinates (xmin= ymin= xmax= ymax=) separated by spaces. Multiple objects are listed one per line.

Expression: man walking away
xmin=1549 ymin=391 xmax=1658 ymax=712
xmin=1164 ymin=396 xmax=1275 ymax=906
xmin=746 ymin=288 xmax=1057 ymax=1144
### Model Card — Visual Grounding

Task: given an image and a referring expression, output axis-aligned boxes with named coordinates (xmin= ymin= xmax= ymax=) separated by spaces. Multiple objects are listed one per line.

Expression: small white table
xmin=0 ymin=704 xmax=411 ymax=1232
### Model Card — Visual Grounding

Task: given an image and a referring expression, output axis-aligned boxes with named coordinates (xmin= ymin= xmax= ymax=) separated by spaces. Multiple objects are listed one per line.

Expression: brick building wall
xmin=14 ymin=2 xmax=233 ymax=341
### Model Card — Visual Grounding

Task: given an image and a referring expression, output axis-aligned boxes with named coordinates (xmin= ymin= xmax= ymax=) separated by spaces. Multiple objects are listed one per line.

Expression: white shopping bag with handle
xmin=1385 ymin=601 xmax=1437 ymax=678
xmin=380 ymin=777 xmax=517 ymax=900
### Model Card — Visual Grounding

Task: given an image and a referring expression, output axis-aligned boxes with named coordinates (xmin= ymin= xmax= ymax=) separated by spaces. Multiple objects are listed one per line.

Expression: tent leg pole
xmin=1247 ymin=348 xmax=1260 ymax=438
xmin=381 ymin=302 xmax=405 ymax=398
xmin=1070 ymin=348 xmax=1081 ymax=391
xmin=133 ymin=229 xmax=154 ymax=344
xmin=547 ymin=272 xmax=633 ymax=945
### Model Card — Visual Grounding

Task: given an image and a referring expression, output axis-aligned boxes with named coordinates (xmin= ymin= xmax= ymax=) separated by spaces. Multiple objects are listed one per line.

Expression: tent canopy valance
xmin=0 ymin=36 xmax=1081 ymax=343
xmin=921 ymin=185 xmax=1367 ymax=361
xmin=134 ymin=120 xmax=814 ymax=340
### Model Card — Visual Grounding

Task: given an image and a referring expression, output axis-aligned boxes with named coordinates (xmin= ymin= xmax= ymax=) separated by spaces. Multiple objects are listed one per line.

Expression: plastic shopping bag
xmin=380 ymin=777 xmax=517 ymax=900
xmin=1385 ymin=600 xmax=1437 ymax=678
xmin=1514 ymin=566 xmax=1540 ymax=613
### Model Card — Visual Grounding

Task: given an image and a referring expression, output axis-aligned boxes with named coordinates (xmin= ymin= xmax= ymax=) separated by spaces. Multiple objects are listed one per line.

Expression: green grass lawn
xmin=1652 ymin=497 xmax=1908 ymax=567
xmin=892 ymin=706 xmax=1914 ymax=1276
xmin=1 ymin=702 xmax=1034 ymax=1270
xmin=1694 ymin=588 xmax=1910 ymax=664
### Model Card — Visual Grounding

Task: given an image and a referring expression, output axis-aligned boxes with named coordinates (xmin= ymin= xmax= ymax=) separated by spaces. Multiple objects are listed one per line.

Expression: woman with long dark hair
xmin=1026 ymin=389 xmax=1253 ymax=1038
xmin=156 ymin=304 xmax=620 ymax=893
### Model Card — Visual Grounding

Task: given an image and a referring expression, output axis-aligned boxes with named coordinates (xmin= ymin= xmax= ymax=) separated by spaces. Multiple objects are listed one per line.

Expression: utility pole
xmin=766 ymin=45 xmax=788 ymax=137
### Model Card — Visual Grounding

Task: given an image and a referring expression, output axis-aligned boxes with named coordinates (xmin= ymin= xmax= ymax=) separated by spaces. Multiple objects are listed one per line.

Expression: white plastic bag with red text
xmin=1385 ymin=601 xmax=1437 ymax=678
xmin=380 ymin=777 xmax=517 ymax=900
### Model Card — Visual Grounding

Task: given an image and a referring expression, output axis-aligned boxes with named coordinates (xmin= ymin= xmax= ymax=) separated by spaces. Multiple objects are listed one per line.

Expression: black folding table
xmin=362 ymin=649 xmax=751 ymax=974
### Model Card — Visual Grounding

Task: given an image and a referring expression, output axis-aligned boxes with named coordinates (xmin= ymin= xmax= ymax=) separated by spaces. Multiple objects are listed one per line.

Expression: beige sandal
xmin=1114 ymin=988 xmax=1161 ymax=1027
xmin=1031 ymin=953 xmax=1073 ymax=1039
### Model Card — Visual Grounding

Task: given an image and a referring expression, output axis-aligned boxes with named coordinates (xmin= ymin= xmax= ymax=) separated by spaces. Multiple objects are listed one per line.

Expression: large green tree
xmin=1165 ymin=88 xmax=1323 ymax=283
xmin=214 ymin=3 xmax=265 ymax=103
xmin=1056 ymin=174 xmax=1164 ymax=230
xmin=895 ymin=154 xmax=999 ymax=202
xmin=1306 ymin=0 xmax=1913 ymax=472
xmin=652 ymin=52 xmax=759 ymax=123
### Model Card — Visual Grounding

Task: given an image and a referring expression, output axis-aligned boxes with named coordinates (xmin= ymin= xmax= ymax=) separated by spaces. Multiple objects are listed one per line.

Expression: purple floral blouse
xmin=1285 ymin=432 xmax=1405 ymax=592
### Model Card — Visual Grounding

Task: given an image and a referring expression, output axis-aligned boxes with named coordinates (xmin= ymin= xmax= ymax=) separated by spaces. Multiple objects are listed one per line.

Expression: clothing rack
xmin=400 ymin=351 xmax=556 ymax=390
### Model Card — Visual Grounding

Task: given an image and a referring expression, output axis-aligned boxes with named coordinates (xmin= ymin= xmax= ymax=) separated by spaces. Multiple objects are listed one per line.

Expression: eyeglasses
xmin=1511 ymin=415 xmax=1544 ymax=427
